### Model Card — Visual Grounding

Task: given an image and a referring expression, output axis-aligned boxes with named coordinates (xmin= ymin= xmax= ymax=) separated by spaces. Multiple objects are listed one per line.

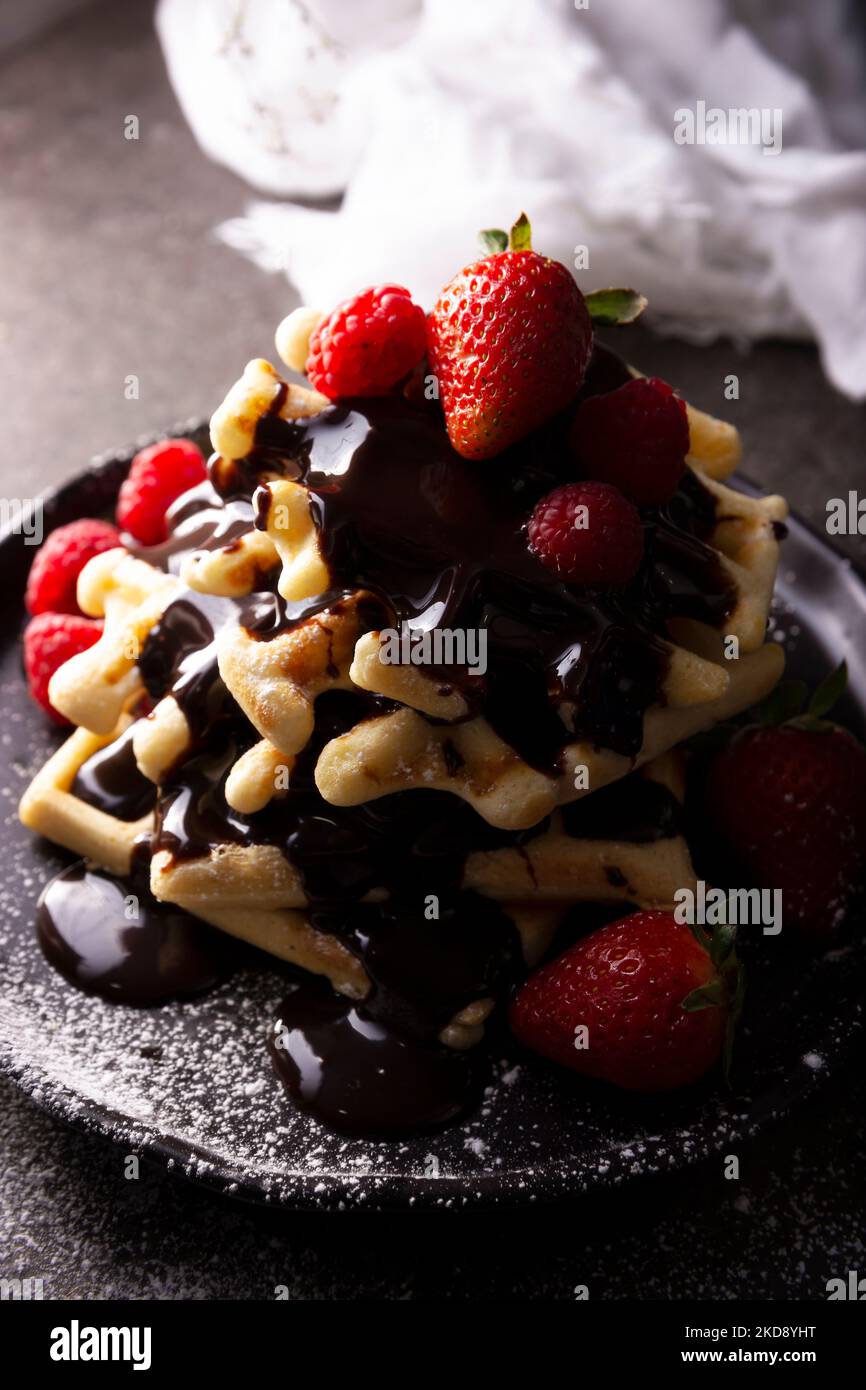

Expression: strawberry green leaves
xmin=682 ymin=918 xmax=743 ymax=1086
xmin=682 ymin=980 xmax=727 ymax=1011
xmin=478 ymin=228 xmax=508 ymax=255
xmin=758 ymin=678 xmax=809 ymax=727
xmin=758 ymin=659 xmax=849 ymax=734
xmin=724 ymin=962 xmax=747 ymax=1084
xmin=475 ymin=218 xmax=648 ymax=326
xmin=509 ymin=212 xmax=533 ymax=251
xmin=584 ymin=288 xmax=648 ymax=326
xmin=478 ymin=213 xmax=533 ymax=255
xmin=807 ymin=659 xmax=849 ymax=720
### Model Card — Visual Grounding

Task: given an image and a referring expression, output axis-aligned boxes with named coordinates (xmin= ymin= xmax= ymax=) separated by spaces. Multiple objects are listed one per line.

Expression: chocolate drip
xmin=72 ymin=722 xmax=155 ymax=821
xmin=155 ymin=689 xmax=534 ymax=896
xmin=269 ymin=890 xmax=519 ymax=1135
xmin=560 ymin=774 xmax=683 ymax=843
xmin=576 ymin=341 xmax=634 ymax=399
xmin=315 ymin=892 xmax=521 ymax=1039
xmin=270 ymin=979 xmax=484 ymax=1135
xmin=129 ymin=482 xmax=255 ymax=573
xmin=138 ymin=590 xmax=240 ymax=739
xmin=36 ymin=844 xmax=233 ymax=1006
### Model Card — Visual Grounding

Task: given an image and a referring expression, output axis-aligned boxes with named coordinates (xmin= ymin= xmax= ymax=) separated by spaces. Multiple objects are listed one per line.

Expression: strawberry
xmin=426 ymin=214 xmax=594 ymax=460
xmin=509 ymin=910 xmax=740 ymax=1092
xmin=705 ymin=662 xmax=866 ymax=935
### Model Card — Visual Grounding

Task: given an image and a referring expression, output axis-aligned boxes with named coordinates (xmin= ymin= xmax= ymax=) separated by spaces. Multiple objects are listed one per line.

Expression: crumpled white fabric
xmin=157 ymin=0 xmax=866 ymax=398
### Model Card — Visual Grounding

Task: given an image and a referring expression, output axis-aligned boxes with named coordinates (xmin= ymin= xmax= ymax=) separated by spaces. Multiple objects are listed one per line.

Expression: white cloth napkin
xmin=157 ymin=0 xmax=866 ymax=398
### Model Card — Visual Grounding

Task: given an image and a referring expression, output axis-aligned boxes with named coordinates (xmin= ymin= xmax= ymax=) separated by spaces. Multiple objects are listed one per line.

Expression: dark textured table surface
xmin=1 ymin=0 xmax=864 ymax=1301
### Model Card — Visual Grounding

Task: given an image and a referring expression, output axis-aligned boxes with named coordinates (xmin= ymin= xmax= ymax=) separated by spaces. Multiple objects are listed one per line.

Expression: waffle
xmin=20 ymin=698 xmax=688 ymax=1046
xmin=20 ymin=715 xmax=152 ymax=877
xmin=20 ymin=326 xmax=788 ymax=1109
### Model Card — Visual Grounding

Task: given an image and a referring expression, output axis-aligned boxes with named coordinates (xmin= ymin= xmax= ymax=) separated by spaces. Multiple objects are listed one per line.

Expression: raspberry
xmin=306 ymin=285 xmax=426 ymax=399
xmin=23 ymin=612 xmax=103 ymax=724
xmin=116 ymin=438 xmax=207 ymax=545
xmin=527 ymin=481 xmax=643 ymax=585
xmin=569 ymin=377 xmax=689 ymax=506
xmin=25 ymin=519 xmax=121 ymax=616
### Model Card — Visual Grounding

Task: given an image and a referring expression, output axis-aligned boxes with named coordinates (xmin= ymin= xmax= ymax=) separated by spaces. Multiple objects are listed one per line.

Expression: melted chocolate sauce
xmin=270 ymin=979 xmax=483 ymax=1135
xmin=316 ymin=892 xmax=521 ymax=1038
xmin=37 ymin=846 xmax=233 ymax=1006
xmin=560 ymin=773 xmax=682 ymax=842
xmin=72 ymin=722 xmax=155 ymax=821
xmin=129 ymin=482 xmax=255 ymax=573
xmin=270 ymin=890 xmax=519 ymax=1135
xmin=155 ymin=689 xmax=531 ymax=897
xmin=138 ymin=590 xmax=239 ymax=737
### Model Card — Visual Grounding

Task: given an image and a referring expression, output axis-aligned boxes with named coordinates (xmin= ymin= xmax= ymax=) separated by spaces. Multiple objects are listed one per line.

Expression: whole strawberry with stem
xmin=426 ymin=214 xmax=595 ymax=460
xmin=509 ymin=910 xmax=742 ymax=1092
xmin=705 ymin=661 xmax=866 ymax=936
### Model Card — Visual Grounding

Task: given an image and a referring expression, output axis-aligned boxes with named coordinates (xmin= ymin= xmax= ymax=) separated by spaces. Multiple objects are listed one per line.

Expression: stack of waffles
xmin=20 ymin=329 xmax=787 ymax=1129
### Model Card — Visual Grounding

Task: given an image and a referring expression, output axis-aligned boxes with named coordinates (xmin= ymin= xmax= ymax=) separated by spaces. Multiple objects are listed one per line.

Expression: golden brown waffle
xmin=24 ymin=358 xmax=786 ymax=859
xmin=148 ymin=752 xmax=696 ymax=913
xmin=48 ymin=549 xmax=182 ymax=735
xmin=20 ymin=700 xmax=693 ymax=1050
xmin=19 ymin=714 xmax=152 ymax=877
xmin=19 ymin=708 xmax=565 ymax=1049
xmin=21 ymin=704 xmax=697 ymax=913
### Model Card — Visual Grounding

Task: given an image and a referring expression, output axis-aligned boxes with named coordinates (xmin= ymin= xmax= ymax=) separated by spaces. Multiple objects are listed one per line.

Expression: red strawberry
xmin=23 ymin=612 xmax=103 ymax=724
xmin=116 ymin=438 xmax=206 ymax=546
xmin=704 ymin=664 xmax=866 ymax=935
xmin=427 ymin=214 xmax=593 ymax=460
xmin=25 ymin=519 xmax=121 ymax=616
xmin=510 ymin=910 xmax=737 ymax=1091
xmin=526 ymin=480 xmax=644 ymax=585
xmin=306 ymin=285 xmax=427 ymax=399
xmin=569 ymin=376 xmax=689 ymax=507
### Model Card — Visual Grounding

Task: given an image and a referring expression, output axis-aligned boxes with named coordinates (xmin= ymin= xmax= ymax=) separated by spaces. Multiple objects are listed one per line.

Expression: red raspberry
xmin=569 ymin=376 xmax=689 ymax=506
xmin=25 ymin=519 xmax=121 ymax=616
xmin=306 ymin=285 xmax=427 ymax=399
xmin=527 ymin=481 xmax=644 ymax=585
xmin=116 ymin=438 xmax=207 ymax=545
xmin=23 ymin=612 xmax=103 ymax=725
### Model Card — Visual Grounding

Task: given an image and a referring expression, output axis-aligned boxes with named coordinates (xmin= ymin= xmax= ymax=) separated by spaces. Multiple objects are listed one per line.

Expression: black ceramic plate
xmin=1 ymin=432 xmax=864 ymax=1210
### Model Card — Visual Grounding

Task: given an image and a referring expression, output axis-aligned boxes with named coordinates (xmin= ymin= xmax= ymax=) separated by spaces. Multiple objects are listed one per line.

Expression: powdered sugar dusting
xmin=1 ymin=662 xmax=864 ymax=1210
